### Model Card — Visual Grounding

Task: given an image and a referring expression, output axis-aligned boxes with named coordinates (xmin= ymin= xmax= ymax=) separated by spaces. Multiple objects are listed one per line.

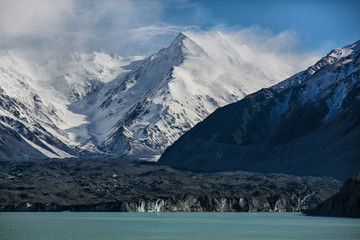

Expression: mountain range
xmin=1 ymin=33 xmax=359 ymax=215
xmin=1 ymin=32 xmax=359 ymax=180
xmin=159 ymin=40 xmax=360 ymax=180
xmin=0 ymin=32 xmax=294 ymax=161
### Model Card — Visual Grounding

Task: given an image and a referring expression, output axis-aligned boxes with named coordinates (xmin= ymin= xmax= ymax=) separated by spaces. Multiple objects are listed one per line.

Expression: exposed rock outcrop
xmin=307 ymin=174 xmax=360 ymax=218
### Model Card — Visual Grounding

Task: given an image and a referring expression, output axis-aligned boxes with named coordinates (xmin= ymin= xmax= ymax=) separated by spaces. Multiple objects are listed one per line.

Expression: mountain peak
xmin=170 ymin=32 xmax=188 ymax=47
xmin=167 ymin=32 xmax=206 ymax=58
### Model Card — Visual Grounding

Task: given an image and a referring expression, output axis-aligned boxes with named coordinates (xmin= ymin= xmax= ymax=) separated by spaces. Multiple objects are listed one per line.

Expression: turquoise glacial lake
xmin=0 ymin=212 xmax=359 ymax=240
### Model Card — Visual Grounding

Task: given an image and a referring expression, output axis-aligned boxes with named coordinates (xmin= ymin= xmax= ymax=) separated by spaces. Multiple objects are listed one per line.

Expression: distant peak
xmin=0 ymin=50 xmax=23 ymax=60
xmin=94 ymin=48 xmax=104 ymax=53
xmin=177 ymin=32 xmax=187 ymax=38
xmin=0 ymin=50 xmax=13 ymax=57
xmin=170 ymin=32 xmax=188 ymax=46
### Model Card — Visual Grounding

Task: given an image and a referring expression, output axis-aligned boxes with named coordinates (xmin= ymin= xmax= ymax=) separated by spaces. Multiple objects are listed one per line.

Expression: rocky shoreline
xmin=307 ymin=174 xmax=360 ymax=218
xmin=0 ymin=194 xmax=335 ymax=212
xmin=0 ymin=160 xmax=342 ymax=212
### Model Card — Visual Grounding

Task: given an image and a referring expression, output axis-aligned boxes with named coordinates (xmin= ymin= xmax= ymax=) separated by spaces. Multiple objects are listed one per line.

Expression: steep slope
xmin=0 ymin=122 xmax=47 ymax=160
xmin=308 ymin=174 xmax=360 ymax=217
xmin=39 ymin=51 xmax=143 ymax=103
xmin=0 ymin=51 xmax=142 ymax=159
xmin=0 ymin=52 xmax=79 ymax=159
xmin=158 ymin=40 xmax=360 ymax=180
xmin=79 ymin=32 xmax=295 ymax=160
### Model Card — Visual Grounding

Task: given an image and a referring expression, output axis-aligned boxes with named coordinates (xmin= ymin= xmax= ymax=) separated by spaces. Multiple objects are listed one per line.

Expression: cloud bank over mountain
xmin=0 ymin=0 xmax=320 ymax=68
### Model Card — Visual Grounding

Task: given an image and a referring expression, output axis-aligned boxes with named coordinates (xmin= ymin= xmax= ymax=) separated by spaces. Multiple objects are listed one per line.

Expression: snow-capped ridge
xmin=170 ymin=32 xmax=188 ymax=47
xmin=89 ymin=32 xmax=299 ymax=159
xmin=274 ymin=40 xmax=360 ymax=90
xmin=163 ymin=32 xmax=206 ymax=59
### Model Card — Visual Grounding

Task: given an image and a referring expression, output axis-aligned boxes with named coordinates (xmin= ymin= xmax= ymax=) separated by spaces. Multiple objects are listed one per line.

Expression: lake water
xmin=0 ymin=212 xmax=359 ymax=240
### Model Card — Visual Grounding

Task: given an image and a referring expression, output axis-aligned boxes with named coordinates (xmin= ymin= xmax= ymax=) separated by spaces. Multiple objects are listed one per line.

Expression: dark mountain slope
xmin=158 ymin=41 xmax=360 ymax=181
xmin=308 ymin=174 xmax=360 ymax=217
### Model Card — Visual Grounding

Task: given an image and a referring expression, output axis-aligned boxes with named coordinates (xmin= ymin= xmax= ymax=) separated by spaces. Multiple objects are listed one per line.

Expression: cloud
xmin=0 ymin=0 xmax=73 ymax=35
xmin=195 ymin=26 xmax=321 ymax=71
xmin=0 ymin=0 xmax=320 ymax=74
xmin=0 ymin=0 xmax=75 ymax=59
xmin=127 ymin=23 xmax=199 ymax=54
xmin=183 ymin=28 xmax=320 ymax=82
xmin=0 ymin=0 xmax=167 ymax=61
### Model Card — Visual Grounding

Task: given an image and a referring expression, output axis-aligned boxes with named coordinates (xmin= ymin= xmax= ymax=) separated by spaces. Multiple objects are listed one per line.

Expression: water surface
xmin=0 ymin=212 xmax=359 ymax=240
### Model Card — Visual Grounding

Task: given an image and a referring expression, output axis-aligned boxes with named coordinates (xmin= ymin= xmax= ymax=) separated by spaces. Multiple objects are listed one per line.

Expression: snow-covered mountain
xmin=39 ymin=51 xmax=144 ymax=103
xmin=0 ymin=32 xmax=302 ymax=160
xmin=158 ymin=40 xmax=360 ymax=180
xmin=71 ymin=32 xmax=296 ymax=160
xmin=0 ymin=51 xmax=143 ymax=159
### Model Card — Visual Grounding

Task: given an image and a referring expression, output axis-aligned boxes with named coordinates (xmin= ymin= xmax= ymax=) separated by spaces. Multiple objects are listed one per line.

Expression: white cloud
xmin=186 ymin=27 xmax=321 ymax=73
xmin=180 ymin=29 xmax=320 ymax=85
xmin=0 ymin=0 xmax=166 ymax=61
xmin=127 ymin=23 xmax=199 ymax=54
xmin=0 ymin=0 xmax=73 ymax=35
xmin=0 ymin=0 xmax=320 ymax=74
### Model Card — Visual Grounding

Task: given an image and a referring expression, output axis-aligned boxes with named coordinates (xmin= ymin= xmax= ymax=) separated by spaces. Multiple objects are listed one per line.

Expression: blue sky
xmin=162 ymin=0 xmax=360 ymax=52
xmin=0 ymin=0 xmax=359 ymax=61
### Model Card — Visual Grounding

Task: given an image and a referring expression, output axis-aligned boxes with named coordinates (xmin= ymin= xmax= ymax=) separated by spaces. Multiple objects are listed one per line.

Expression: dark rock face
xmin=158 ymin=41 xmax=360 ymax=181
xmin=308 ymin=174 xmax=360 ymax=218
xmin=0 ymin=160 xmax=342 ymax=212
